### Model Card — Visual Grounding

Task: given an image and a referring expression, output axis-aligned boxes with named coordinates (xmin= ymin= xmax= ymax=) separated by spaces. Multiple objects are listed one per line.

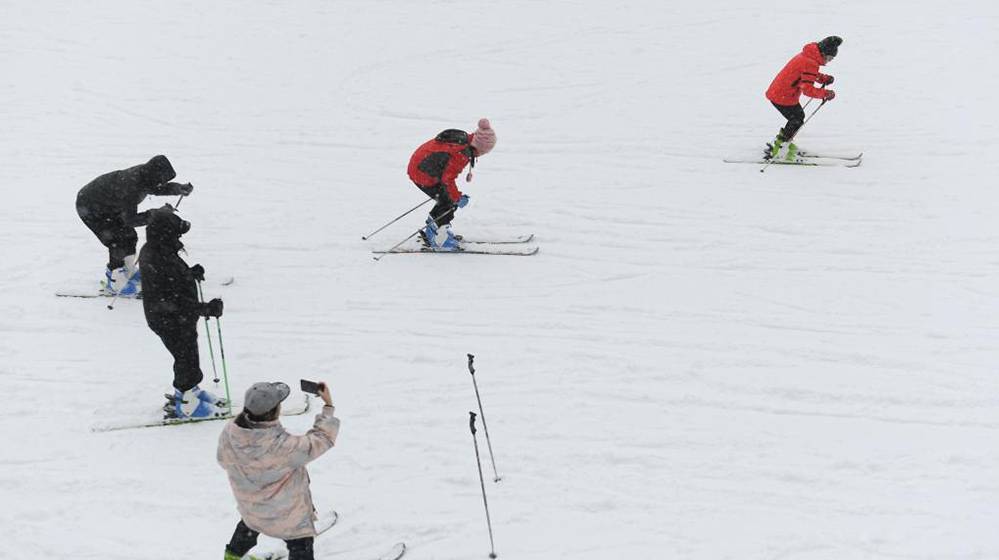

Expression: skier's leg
xmin=421 ymin=185 xmax=455 ymax=227
xmin=285 ymin=537 xmax=315 ymax=560
xmin=157 ymin=322 xmax=226 ymax=417
xmin=107 ymin=224 xmax=138 ymax=272
xmin=769 ymin=103 xmax=805 ymax=158
xmin=225 ymin=520 xmax=260 ymax=559
xmin=773 ymin=102 xmax=805 ymax=141
xmin=417 ymin=184 xmax=457 ymax=247
xmin=156 ymin=322 xmax=204 ymax=393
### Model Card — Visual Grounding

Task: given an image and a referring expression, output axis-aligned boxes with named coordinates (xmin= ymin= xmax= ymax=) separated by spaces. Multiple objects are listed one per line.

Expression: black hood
xmin=141 ymin=155 xmax=176 ymax=188
xmin=146 ymin=205 xmax=190 ymax=244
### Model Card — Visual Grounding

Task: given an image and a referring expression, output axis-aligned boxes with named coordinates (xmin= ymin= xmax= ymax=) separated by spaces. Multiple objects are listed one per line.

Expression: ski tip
xmin=386 ymin=543 xmax=407 ymax=560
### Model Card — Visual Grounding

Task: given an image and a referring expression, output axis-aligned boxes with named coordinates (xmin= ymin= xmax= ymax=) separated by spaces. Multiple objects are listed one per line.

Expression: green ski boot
xmin=784 ymin=141 xmax=799 ymax=161
xmin=767 ymin=137 xmax=784 ymax=159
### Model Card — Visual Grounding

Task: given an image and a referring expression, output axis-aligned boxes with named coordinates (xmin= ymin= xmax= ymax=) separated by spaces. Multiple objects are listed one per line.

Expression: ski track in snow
xmin=2 ymin=1 xmax=999 ymax=558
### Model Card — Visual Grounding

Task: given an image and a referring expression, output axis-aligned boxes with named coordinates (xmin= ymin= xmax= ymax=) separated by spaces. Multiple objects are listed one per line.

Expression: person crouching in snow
xmin=75 ymin=155 xmax=193 ymax=297
xmin=407 ymin=118 xmax=497 ymax=250
xmin=218 ymin=381 xmax=340 ymax=560
xmin=139 ymin=206 xmax=226 ymax=419
xmin=765 ymin=36 xmax=841 ymax=160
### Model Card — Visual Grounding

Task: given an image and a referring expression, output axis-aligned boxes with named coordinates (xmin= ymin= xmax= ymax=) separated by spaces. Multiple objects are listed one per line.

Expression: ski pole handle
xmin=467 ymin=353 xmax=476 ymax=375
xmin=469 ymin=411 xmax=478 ymax=435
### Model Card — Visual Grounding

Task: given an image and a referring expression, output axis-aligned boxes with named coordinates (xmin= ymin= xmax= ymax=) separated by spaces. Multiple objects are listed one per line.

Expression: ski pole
xmin=792 ymin=99 xmax=828 ymax=142
xmin=761 ymin=99 xmax=828 ymax=174
xmin=362 ymin=198 xmax=432 ymax=240
xmin=197 ymin=281 xmax=221 ymax=384
xmin=214 ymin=315 xmax=233 ymax=416
xmin=468 ymin=354 xmax=501 ymax=482
xmin=106 ymin=270 xmax=136 ymax=310
xmin=106 ymin=292 xmax=120 ymax=310
xmin=373 ymin=205 xmax=456 ymax=262
xmin=469 ymin=412 xmax=498 ymax=559
xmin=175 ymin=193 xmax=186 ymax=209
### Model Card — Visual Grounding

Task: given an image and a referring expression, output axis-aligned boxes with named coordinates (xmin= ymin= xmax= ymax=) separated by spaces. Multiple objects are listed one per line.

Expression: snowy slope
xmin=2 ymin=1 xmax=999 ymax=558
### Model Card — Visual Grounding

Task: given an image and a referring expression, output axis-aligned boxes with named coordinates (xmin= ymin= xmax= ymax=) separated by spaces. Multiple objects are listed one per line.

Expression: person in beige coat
xmin=218 ymin=381 xmax=340 ymax=560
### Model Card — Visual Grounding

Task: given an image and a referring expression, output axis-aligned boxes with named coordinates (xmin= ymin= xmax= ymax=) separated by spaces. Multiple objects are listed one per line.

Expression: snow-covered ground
xmin=2 ymin=1 xmax=999 ymax=558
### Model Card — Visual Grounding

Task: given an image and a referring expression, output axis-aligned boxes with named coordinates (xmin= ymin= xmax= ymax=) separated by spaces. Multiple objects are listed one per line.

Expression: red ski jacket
xmin=766 ymin=42 xmax=832 ymax=106
xmin=407 ymin=137 xmax=475 ymax=202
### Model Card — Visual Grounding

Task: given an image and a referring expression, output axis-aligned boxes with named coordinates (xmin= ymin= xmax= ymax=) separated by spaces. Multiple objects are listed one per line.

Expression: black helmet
xmin=817 ymin=36 xmax=842 ymax=57
xmin=435 ymin=129 xmax=469 ymax=145
xmin=146 ymin=205 xmax=190 ymax=243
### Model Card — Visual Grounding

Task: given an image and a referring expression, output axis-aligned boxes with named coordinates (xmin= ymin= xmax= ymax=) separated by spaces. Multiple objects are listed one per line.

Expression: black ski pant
xmin=75 ymin=199 xmax=137 ymax=270
xmin=149 ymin=319 xmax=203 ymax=392
xmin=772 ymin=102 xmax=805 ymax=141
xmin=415 ymin=183 xmax=458 ymax=227
xmin=227 ymin=520 xmax=315 ymax=560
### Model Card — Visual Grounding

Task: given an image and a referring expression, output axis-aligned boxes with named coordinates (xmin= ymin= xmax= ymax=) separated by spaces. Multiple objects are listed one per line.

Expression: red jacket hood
xmin=802 ymin=42 xmax=826 ymax=66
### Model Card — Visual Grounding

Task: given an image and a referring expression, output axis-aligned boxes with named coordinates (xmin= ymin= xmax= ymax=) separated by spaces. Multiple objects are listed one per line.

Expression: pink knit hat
xmin=470 ymin=118 xmax=496 ymax=156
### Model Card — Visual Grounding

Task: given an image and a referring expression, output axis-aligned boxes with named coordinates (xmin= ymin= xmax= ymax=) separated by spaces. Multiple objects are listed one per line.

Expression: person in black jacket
xmin=76 ymin=155 xmax=193 ymax=297
xmin=139 ymin=206 xmax=225 ymax=419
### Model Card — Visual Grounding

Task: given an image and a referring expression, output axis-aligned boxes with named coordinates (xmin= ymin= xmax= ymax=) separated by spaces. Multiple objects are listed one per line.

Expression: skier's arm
xmin=150 ymin=182 xmax=193 ymax=196
xmin=440 ymin=153 xmax=471 ymax=203
xmin=799 ymin=77 xmax=828 ymax=99
xmin=815 ymin=72 xmax=833 ymax=85
xmin=442 ymin=176 xmax=462 ymax=203
xmin=122 ymin=206 xmax=152 ymax=227
xmin=283 ymin=406 xmax=340 ymax=468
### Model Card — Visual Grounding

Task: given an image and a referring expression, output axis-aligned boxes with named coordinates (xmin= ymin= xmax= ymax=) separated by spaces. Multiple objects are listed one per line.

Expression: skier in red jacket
xmin=407 ymin=118 xmax=496 ymax=250
xmin=765 ymin=36 xmax=842 ymax=160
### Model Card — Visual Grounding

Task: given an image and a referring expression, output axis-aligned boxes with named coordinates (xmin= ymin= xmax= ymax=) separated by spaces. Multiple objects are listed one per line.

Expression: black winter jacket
xmin=76 ymin=155 xmax=185 ymax=226
xmin=139 ymin=210 xmax=206 ymax=330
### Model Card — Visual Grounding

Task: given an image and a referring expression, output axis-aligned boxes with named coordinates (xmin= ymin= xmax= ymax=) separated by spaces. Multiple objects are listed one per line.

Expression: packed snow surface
xmin=2 ymin=1 xmax=998 ymax=558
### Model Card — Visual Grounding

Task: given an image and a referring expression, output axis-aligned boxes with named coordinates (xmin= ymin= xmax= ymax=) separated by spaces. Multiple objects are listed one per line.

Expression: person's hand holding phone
xmin=301 ymin=379 xmax=333 ymax=407
xmin=318 ymin=382 xmax=332 ymax=407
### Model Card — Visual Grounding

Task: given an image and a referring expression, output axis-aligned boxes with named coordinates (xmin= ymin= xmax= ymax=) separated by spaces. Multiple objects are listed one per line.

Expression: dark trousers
xmin=149 ymin=320 xmax=203 ymax=392
xmin=76 ymin=202 xmax=137 ymax=270
xmin=772 ymin=102 xmax=805 ymax=141
xmin=227 ymin=520 xmax=315 ymax=560
xmin=414 ymin=183 xmax=457 ymax=227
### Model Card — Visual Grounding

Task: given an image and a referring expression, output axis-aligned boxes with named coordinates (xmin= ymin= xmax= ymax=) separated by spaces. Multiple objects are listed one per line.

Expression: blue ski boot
xmin=419 ymin=218 xmax=439 ymax=247
xmin=118 ymin=268 xmax=142 ymax=297
xmin=165 ymin=386 xmax=227 ymax=419
xmin=439 ymin=224 xmax=460 ymax=251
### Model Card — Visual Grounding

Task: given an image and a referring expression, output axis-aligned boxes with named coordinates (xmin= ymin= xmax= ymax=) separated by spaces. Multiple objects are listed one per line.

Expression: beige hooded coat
xmin=217 ymin=406 xmax=340 ymax=539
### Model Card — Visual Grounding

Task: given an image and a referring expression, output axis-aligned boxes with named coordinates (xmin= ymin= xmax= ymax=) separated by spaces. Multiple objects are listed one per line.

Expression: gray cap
xmin=244 ymin=381 xmax=290 ymax=415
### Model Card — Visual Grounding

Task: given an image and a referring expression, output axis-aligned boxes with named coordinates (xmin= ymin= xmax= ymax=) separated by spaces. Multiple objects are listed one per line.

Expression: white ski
xmin=723 ymin=156 xmax=861 ymax=168
xmin=57 ymin=276 xmax=235 ymax=298
xmin=459 ymin=233 xmax=534 ymax=244
xmin=797 ymin=150 xmax=863 ymax=160
xmin=374 ymin=246 xmax=539 ymax=256
xmin=91 ymin=395 xmax=313 ymax=432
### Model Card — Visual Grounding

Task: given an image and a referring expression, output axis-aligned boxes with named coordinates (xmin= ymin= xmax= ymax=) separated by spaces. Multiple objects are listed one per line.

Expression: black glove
xmin=821 ymin=75 xmax=834 ymax=86
xmin=190 ymin=264 xmax=205 ymax=282
xmin=202 ymin=298 xmax=223 ymax=318
xmin=179 ymin=182 xmax=194 ymax=196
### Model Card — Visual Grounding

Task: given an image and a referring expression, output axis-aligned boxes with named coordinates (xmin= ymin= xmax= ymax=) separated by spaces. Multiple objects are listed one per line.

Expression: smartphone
xmin=300 ymin=379 xmax=322 ymax=396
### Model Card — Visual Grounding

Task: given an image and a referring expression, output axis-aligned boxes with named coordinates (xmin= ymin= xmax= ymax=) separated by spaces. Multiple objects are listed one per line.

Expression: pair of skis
xmin=373 ymin=233 xmax=538 ymax=256
xmin=724 ymin=149 xmax=863 ymax=168
xmin=248 ymin=510 xmax=406 ymax=560
xmin=91 ymin=394 xmax=312 ymax=432
xmin=55 ymin=276 xmax=235 ymax=299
